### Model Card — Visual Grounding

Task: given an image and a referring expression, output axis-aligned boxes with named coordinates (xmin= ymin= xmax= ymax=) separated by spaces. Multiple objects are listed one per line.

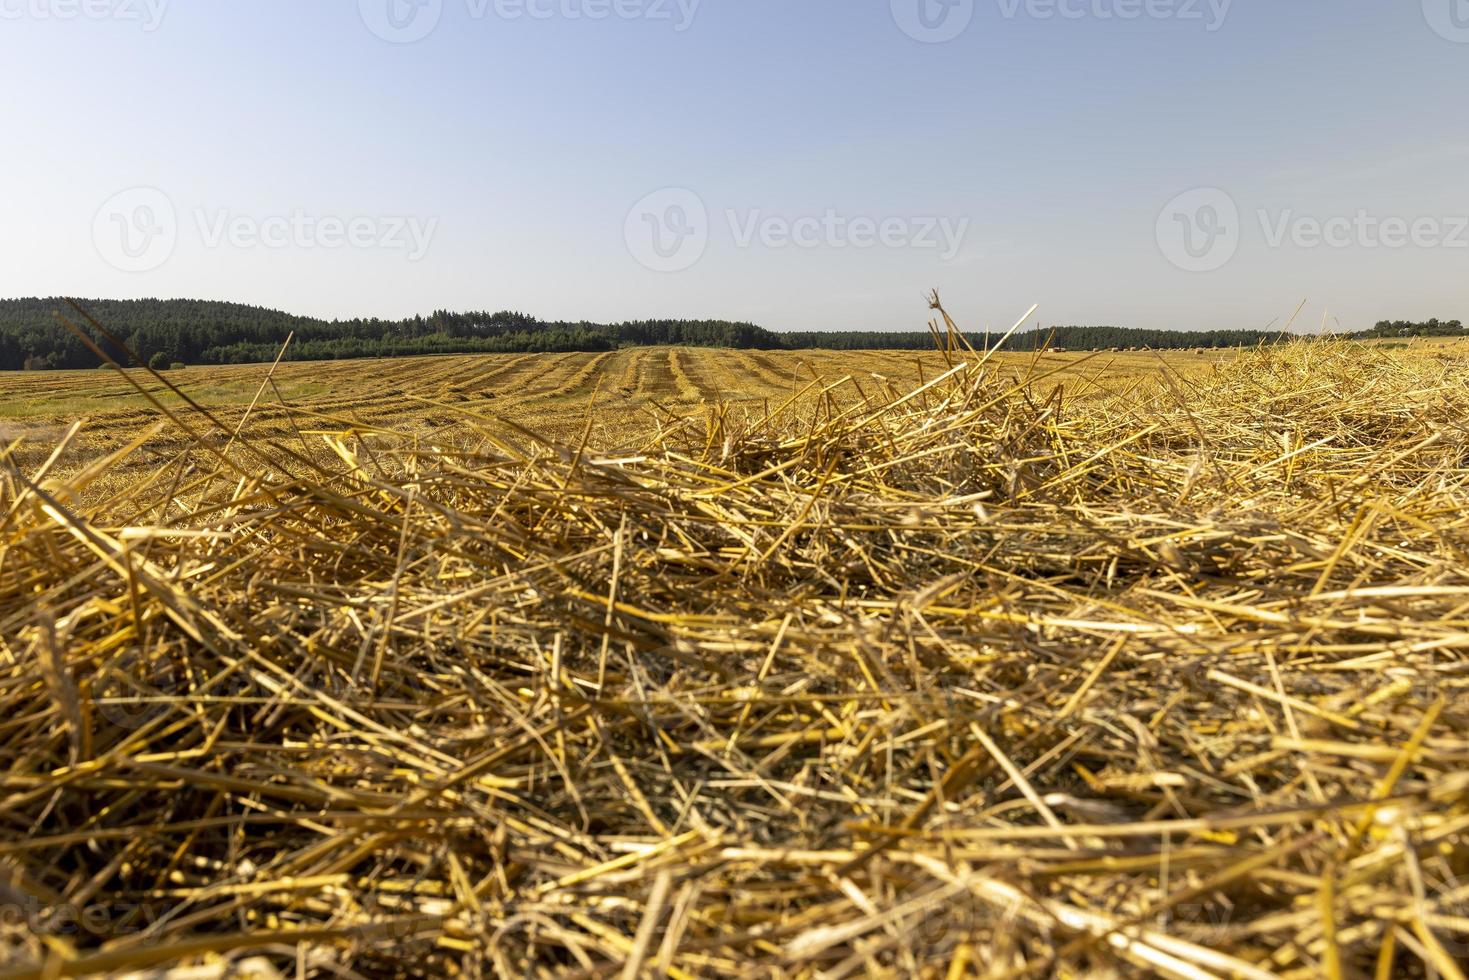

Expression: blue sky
xmin=1 ymin=0 xmax=1465 ymax=332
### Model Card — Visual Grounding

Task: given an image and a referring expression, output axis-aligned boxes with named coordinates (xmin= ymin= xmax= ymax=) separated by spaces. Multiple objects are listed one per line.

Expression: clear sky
xmin=2 ymin=0 xmax=1465 ymax=333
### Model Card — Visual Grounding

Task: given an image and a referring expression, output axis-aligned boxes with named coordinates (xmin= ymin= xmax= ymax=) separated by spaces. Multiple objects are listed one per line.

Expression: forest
xmin=0 ymin=298 xmax=1457 ymax=370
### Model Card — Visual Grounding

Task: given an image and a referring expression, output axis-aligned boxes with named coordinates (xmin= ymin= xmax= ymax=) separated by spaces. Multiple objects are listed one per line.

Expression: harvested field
xmin=2 ymin=308 xmax=1469 ymax=977
xmin=0 ymin=345 xmax=1226 ymax=494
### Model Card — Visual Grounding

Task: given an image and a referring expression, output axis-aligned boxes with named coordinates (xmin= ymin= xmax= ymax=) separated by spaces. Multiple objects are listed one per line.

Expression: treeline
xmin=1018 ymin=326 xmax=1290 ymax=351
xmin=778 ymin=325 xmax=1311 ymax=352
xmin=0 ymin=300 xmax=786 ymax=370
xmin=0 ymin=298 xmax=1459 ymax=370
xmin=1361 ymin=319 xmax=1464 ymax=337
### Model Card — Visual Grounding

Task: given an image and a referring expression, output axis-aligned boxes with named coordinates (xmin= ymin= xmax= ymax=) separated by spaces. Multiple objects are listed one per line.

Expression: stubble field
xmin=0 ymin=346 xmax=1222 ymax=489
xmin=4 ymin=332 xmax=1469 ymax=978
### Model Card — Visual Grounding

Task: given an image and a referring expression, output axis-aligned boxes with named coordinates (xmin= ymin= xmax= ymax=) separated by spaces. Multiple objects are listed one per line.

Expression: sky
xmin=1 ymin=0 xmax=1465 ymax=334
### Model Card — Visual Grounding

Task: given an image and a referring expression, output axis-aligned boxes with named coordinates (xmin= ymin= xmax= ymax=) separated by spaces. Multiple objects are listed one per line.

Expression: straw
xmin=0 ymin=298 xmax=1466 ymax=976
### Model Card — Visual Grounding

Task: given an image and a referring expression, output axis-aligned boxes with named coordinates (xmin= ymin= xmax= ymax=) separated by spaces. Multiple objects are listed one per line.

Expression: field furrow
xmin=7 ymin=343 xmax=1462 ymax=483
